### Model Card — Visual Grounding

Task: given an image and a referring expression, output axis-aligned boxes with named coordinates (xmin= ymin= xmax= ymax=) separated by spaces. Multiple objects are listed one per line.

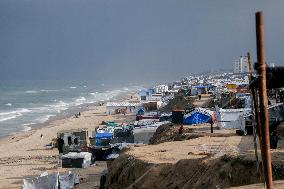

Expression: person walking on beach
xmin=57 ymin=138 xmax=64 ymax=154
xmin=178 ymin=124 xmax=184 ymax=134
xmin=209 ymin=116 xmax=214 ymax=133
xmin=198 ymin=94 xmax=201 ymax=100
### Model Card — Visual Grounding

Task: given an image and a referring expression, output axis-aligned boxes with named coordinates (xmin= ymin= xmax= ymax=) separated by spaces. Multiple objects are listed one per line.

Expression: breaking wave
xmin=0 ymin=109 xmax=31 ymax=122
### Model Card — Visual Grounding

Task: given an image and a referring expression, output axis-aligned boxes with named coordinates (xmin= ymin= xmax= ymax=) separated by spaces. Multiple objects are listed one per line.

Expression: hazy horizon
xmin=1 ymin=0 xmax=284 ymax=85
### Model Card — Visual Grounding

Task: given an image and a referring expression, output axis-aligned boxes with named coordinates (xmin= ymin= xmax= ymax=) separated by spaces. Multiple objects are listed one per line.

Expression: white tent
xmin=216 ymin=107 xmax=251 ymax=131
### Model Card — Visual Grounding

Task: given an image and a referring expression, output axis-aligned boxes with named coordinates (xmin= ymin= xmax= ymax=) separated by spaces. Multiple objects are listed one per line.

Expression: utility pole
xmin=255 ymin=11 xmax=273 ymax=189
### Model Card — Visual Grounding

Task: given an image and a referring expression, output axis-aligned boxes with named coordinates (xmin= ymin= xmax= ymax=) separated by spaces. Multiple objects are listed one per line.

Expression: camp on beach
xmin=1 ymin=1 xmax=284 ymax=189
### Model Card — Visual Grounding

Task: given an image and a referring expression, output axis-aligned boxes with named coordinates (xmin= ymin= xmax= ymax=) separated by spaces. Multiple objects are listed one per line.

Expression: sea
xmin=0 ymin=80 xmax=142 ymax=137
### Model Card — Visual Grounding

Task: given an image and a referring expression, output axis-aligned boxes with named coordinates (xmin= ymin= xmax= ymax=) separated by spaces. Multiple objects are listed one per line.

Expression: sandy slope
xmin=105 ymin=124 xmax=284 ymax=189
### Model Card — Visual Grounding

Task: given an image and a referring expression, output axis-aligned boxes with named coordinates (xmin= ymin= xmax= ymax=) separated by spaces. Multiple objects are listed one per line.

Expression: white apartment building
xmin=233 ymin=56 xmax=250 ymax=74
xmin=153 ymin=84 xmax=169 ymax=94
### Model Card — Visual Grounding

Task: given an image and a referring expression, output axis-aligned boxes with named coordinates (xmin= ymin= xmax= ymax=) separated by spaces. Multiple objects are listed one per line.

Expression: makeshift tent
xmin=61 ymin=152 xmax=92 ymax=168
xmin=183 ymin=108 xmax=213 ymax=125
xmin=105 ymin=121 xmax=118 ymax=127
xmin=58 ymin=171 xmax=79 ymax=189
xmin=215 ymin=107 xmax=250 ymax=130
xmin=23 ymin=172 xmax=59 ymax=189
xmin=137 ymin=108 xmax=145 ymax=115
xmin=57 ymin=129 xmax=88 ymax=154
xmin=106 ymin=102 xmax=142 ymax=115
xmin=95 ymin=132 xmax=113 ymax=146
xmin=23 ymin=171 xmax=79 ymax=189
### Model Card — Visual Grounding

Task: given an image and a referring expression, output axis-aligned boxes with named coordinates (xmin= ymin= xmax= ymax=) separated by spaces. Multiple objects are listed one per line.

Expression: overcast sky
xmin=0 ymin=0 xmax=283 ymax=85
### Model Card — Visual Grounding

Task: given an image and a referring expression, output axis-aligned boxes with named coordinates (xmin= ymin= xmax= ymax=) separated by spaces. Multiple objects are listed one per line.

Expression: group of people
xmin=74 ymin=112 xmax=81 ymax=118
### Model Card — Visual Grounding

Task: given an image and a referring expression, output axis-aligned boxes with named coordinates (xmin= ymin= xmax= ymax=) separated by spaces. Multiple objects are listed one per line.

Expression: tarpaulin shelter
xmin=105 ymin=121 xmax=118 ymax=127
xmin=137 ymin=108 xmax=145 ymax=115
xmin=95 ymin=132 xmax=113 ymax=146
xmin=183 ymin=108 xmax=214 ymax=125
xmin=191 ymin=85 xmax=208 ymax=95
xmin=57 ymin=129 xmax=88 ymax=154
xmin=23 ymin=172 xmax=59 ymax=189
xmin=215 ymin=107 xmax=250 ymax=130
xmin=61 ymin=152 xmax=92 ymax=168
xmin=106 ymin=102 xmax=142 ymax=115
xmin=58 ymin=171 xmax=79 ymax=189
xmin=23 ymin=171 xmax=79 ymax=189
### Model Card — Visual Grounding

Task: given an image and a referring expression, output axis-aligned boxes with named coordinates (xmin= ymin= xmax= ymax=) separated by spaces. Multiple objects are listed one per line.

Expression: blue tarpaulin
xmin=95 ymin=132 xmax=113 ymax=146
xmin=183 ymin=112 xmax=210 ymax=125
xmin=95 ymin=133 xmax=113 ymax=139
xmin=137 ymin=108 xmax=145 ymax=115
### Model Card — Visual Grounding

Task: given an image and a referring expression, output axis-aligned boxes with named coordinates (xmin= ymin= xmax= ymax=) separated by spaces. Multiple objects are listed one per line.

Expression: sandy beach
xmin=0 ymin=104 xmax=134 ymax=189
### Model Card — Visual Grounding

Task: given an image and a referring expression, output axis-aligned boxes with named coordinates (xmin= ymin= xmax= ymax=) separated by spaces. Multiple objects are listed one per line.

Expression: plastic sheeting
xmin=95 ymin=133 xmax=113 ymax=139
xmin=183 ymin=108 xmax=213 ymax=125
xmin=95 ymin=132 xmax=113 ymax=146
xmin=216 ymin=108 xmax=250 ymax=130
xmin=61 ymin=152 xmax=92 ymax=168
xmin=58 ymin=171 xmax=79 ymax=189
xmin=23 ymin=172 xmax=59 ymax=189
xmin=183 ymin=112 xmax=210 ymax=125
xmin=23 ymin=171 xmax=79 ymax=189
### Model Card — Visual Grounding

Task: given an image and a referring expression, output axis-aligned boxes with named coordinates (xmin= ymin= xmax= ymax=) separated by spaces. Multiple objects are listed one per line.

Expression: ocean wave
xmin=33 ymin=114 xmax=55 ymax=123
xmin=73 ymin=96 xmax=86 ymax=105
xmin=90 ymin=92 xmax=99 ymax=96
xmin=22 ymin=124 xmax=33 ymax=132
xmin=50 ymin=101 xmax=69 ymax=112
xmin=39 ymin=89 xmax=62 ymax=92
xmin=69 ymin=86 xmax=77 ymax=89
xmin=5 ymin=103 xmax=12 ymax=106
xmin=25 ymin=90 xmax=38 ymax=94
xmin=75 ymin=96 xmax=86 ymax=102
xmin=0 ymin=108 xmax=31 ymax=122
xmin=32 ymin=101 xmax=69 ymax=113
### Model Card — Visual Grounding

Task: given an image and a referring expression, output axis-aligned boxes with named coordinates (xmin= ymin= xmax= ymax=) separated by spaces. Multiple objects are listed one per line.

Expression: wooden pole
xmin=255 ymin=11 xmax=273 ymax=189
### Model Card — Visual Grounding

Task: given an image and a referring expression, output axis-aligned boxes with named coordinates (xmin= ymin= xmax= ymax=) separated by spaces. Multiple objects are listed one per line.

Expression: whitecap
xmin=5 ymin=103 xmax=12 ymax=106
xmin=33 ymin=115 xmax=55 ymax=123
xmin=22 ymin=124 xmax=33 ymax=132
xmin=39 ymin=89 xmax=59 ymax=92
xmin=0 ymin=108 xmax=31 ymax=122
xmin=75 ymin=97 xmax=86 ymax=102
xmin=34 ymin=101 xmax=69 ymax=113
xmin=0 ymin=115 xmax=18 ymax=122
xmin=69 ymin=86 xmax=77 ymax=89
xmin=25 ymin=90 xmax=38 ymax=94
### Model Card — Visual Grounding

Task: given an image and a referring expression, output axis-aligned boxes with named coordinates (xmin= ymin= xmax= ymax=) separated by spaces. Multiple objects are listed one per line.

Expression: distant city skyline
xmin=0 ymin=0 xmax=284 ymax=85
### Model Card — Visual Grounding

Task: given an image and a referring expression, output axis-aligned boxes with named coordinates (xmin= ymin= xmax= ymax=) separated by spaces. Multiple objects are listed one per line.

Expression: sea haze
xmin=0 ymin=80 xmax=141 ymax=137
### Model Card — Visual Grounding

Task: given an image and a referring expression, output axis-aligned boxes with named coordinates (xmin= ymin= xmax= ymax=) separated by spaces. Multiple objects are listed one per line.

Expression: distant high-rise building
xmin=233 ymin=56 xmax=250 ymax=74
xmin=269 ymin=62 xmax=275 ymax=68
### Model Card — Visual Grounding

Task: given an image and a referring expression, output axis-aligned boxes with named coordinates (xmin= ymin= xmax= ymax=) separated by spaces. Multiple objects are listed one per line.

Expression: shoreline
xmin=0 ymin=89 xmax=137 ymax=141
xmin=0 ymin=86 xmax=139 ymax=139
xmin=0 ymin=102 xmax=98 ymax=143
